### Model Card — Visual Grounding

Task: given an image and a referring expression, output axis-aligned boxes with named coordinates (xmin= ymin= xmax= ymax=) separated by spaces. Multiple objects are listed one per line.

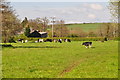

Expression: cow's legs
xmin=89 ymin=45 xmax=92 ymax=48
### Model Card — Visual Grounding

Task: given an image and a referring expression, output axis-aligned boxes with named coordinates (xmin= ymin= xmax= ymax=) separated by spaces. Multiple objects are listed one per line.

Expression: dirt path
xmin=58 ymin=55 xmax=97 ymax=78
xmin=58 ymin=58 xmax=86 ymax=77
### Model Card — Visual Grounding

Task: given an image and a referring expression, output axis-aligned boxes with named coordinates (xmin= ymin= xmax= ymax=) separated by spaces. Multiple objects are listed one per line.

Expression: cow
xmin=25 ymin=40 xmax=28 ymax=43
xmin=44 ymin=39 xmax=52 ymax=42
xmin=82 ymin=42 xmax=92 ymax=48
xmin=53 ymin=39 xmax=58 ymax=42
xmin=64 ymin=39 xmax=68 ymax=42
xmin=58 ymin=39 xmax=62 ymax=43
xmin=67 ymin=39 xmax=71 ymax=42
xmin=38 ymin=39 xmax=44 ymax=42
xmin=18 ymin=39 xmax=24 ymax=42
xmin=64 ymin=39 xmax=71 ymax=42
xmin=22 ymin=40 xmax=25 ymax=43
xmin=104 ymin=37 xmax=108 ymax=41
xmin=35 ymin=41 xmax=38 ymax=43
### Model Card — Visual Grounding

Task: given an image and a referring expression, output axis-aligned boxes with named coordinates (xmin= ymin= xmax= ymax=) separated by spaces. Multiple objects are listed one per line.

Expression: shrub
xmin=14 ymin=34 xmax=27 ymax=41
xmin=1 ymin=44 xmax=13 ymax=48
xmin=8 ymin=37 xmax=16 ymax=43
xmin=113 ymin=37 xmax=120 ymax=41
xmin=24 ymin=26 xmax=30 ymax=37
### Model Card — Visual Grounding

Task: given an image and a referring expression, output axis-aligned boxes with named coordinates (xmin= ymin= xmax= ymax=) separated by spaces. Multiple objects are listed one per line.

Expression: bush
xmin=113 ymin=37 xmax=120 ymax=41
xmin=69 ymin=37 xmax=104 ymax=41
xmin=1 ymin=44 xmax=13 ymax=48
xmin=24 ymin=27 xmax=30 ymax=37
xmin=14 ymin=34 xmax=27 ymax=41
xmin=8 ymin=37 xmax=16 ymax=43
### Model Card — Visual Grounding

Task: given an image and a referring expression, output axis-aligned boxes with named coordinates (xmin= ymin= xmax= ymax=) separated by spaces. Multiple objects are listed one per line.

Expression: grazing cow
xmin=64 ymin=39 xmax=68 ymax=42
xmin=38 ymin=39 xmax=44 ymax=42
xmin=82 ymin=42 xmax=92 ymax=48
xmin=35 ymin=41 xmax=38 ymax=43
xmin=22 ymin=40 xmax=25 ymax=43
xmin=67 ymin=39 xmax=71 ymax=42
xmin=25 ymin=40 xmax=28 ymax=43
xmin=18 ymin=39 xmax=24 ymax=42
xmin=64 ymin=39 xmax=71 ymax=42
xmin=44 ymin=39 xmax=52 ymax=42
xmin=104 ymin=37 xmax=108 ymax=41
xmin=58 ymin=39 xmax=62 ymax=43
xmin=53 ymin=39 xmax=58 ymax=42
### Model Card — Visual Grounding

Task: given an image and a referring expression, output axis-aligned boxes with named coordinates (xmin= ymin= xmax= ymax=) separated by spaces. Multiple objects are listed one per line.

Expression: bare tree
xmin=41 ymin=17 xmax=49 ymax=32
xmin=28 ymin=18 xmax=42 ymax=31
xmin=54 ymin=20 xmax=69 ymax=37
xmin=108 ymin=0 xmax=119 ymax=37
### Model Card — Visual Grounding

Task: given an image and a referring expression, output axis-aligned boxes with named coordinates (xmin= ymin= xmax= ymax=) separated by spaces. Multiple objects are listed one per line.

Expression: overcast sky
xmin=9 ymin=0 xmax=110 ymax=2
xmin=10 ymin=1 xmax=111 ymax=23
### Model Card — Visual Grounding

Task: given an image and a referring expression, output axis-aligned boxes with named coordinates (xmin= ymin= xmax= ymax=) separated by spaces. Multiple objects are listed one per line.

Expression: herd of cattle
xmin=18 ymin=39 xmax=71 ymax=43
xmin=18 ymin=38 xmax=94 ymax=48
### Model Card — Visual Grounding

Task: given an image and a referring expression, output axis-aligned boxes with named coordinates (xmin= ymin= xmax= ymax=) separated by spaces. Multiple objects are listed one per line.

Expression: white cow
xmin=22 ymin=40 xmax=25 ymax=43
xmin=54 ymin=39 xmax=57 ymax=42
xmin=35 ymin=41 xmax=38 ymax=43
xmin=39 ymin=39 xmax=44 ymax=42
xmin=25 ymin=40 xmax=28 ymax=43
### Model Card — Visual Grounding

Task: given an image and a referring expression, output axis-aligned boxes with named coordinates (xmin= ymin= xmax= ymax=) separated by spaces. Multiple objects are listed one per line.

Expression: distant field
xmin=2 ymin=41 xmax=118 ymax=78
xmin=66 ymin=23 xmax=102 ymax=32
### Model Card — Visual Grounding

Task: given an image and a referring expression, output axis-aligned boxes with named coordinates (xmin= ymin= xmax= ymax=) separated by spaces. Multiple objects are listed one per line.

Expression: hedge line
xmin=14 ymin=37 xmax=120 ymax=41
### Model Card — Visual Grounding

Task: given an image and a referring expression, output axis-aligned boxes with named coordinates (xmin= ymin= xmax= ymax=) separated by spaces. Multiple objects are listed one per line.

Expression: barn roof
xmin=39 ymin=32 xmax=47 ymax=34
xmin=30 ymin=30 xmax=47 ymax=34
xmin=28 ymin=30 xmax=47 ymax=38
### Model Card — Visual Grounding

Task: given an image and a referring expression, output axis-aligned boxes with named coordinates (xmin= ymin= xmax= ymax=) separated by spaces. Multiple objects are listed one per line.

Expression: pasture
xmin=2 ymin=41 xmax=118 ymax=78
xmin=66 ymin=23 xmax=102 ymax=32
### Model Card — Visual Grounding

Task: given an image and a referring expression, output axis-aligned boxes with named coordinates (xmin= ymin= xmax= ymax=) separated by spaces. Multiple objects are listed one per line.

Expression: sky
xmin=9 ymin=0 xmax=112 ymax=24
xmin=9 ymin=0 xmax=110 ymax=2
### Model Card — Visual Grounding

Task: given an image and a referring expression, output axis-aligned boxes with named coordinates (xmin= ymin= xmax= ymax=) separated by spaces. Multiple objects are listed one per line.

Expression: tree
xmin=21 ymin=17 xmax=28 ymax=28
xmin=108 ymin=0 xmax=120 ymax=37
xmin=96 ymin=25 xmax=104 ymax=37
xmin=1 ymin=0 xmax=22 ymax=43
xmin=96 ymin=23 xmax=115 ymax=37
xmin=54 ymin=20 xmax=69 ymax=37
xmin=109 ymin=0 xmax=119 ymax=22
xmin=24 ymin=26 xmax=30 ymax=37
xmin=88 ymin=31 xmax=97 ymax=37
xmin=41 ymin=17 xmax=49 ymax=32
xmin=28 ymin=18 xmax=43 ymax=31
xmin=69 ymin=27 xmax=87 ymax=37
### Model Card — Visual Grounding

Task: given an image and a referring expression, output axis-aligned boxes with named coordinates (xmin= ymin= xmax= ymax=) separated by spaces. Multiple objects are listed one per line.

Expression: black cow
xmin=67 ymin=39 xmax=71 ymax=42
xmin=18 ymin=39 xmax=24 ymax=43
xmin=44 ymin=39 xmax=52 ymax=42
xmin=82 ymin=42 xmax=92 ymax=48
xmin=58 ymin=39 xmax=62 ymax=43
xmin=18 ymin=39 xmax=23 ymax=42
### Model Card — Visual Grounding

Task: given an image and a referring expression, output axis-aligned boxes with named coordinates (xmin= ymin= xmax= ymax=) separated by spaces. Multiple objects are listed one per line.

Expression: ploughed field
xmin=2 ymin=41 xmax=118 ymax=78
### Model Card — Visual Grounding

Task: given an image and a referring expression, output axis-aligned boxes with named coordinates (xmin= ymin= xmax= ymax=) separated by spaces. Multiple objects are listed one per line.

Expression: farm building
xmin=28 ymin=30 xmax=47 ymax=38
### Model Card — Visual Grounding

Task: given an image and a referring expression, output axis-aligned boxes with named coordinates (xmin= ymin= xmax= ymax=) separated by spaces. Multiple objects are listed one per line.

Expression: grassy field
xmin=66 ymin=23 xmax=102 ymax=32
xmin=2 ymin=41 xmax=118 ymax=78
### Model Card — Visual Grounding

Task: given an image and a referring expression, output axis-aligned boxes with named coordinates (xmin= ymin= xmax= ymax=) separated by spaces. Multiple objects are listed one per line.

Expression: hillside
xmin=66 ymin=23 xmax=103 ymax=32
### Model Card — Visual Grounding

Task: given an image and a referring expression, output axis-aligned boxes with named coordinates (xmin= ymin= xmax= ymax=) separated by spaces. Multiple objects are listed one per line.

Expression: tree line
xmin=1 ymin=0 xmax=119 ymax=43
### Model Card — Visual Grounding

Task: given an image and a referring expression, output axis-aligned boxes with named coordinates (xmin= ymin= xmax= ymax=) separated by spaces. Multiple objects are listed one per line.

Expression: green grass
xmin=66 ymin=23 xmax=102 ymax=32
xmin=2 ymin=41 xmax=118 ymax=78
